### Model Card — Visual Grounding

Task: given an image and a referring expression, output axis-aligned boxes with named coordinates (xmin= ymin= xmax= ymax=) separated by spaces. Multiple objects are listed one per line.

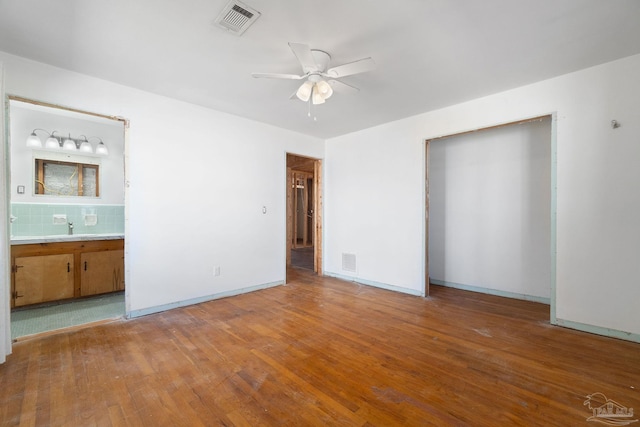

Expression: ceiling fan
xmin=252 ymin=42 xmax=375 ymax=105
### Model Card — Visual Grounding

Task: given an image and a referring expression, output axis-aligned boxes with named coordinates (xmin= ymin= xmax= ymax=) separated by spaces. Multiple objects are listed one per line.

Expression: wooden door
xmin=80 ymin=250 xmax=124 ymax=296
xmin=14 ymin=254 xmax=74 ymax=307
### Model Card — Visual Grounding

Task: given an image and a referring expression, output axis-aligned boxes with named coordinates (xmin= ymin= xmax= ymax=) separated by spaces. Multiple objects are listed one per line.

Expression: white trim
xmin=430 ymin=279 xmax=551 ymax=304
xmin=324 ymin=272 xmax=425 ymax=297
xmin=555 ymin=318 xmax=640 ymax=344
xmin=128 ymin=280 xmax=283 ymax=319
xmin=549 ymin=112 xmax=558 ymax=325
xmin=0 ymin=62 xmax=11 ymax=363
xmin=421 ymin=138 xmax=428 ymax=296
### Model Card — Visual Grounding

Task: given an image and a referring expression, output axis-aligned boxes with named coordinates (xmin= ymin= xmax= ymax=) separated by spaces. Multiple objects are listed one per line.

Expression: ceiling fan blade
xmin=328 ymin=79 xmax=360 ymax=94
xmin=288 ymin=42 xmax=318 ymax=73
xmin=326 ymin=57 xmax=375 ymax=78
xmin=252 ymin=72 xmax=305 ymax=80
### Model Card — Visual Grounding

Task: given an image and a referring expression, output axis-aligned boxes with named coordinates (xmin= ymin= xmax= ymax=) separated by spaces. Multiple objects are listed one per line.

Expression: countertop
xmin=11 ymin=233 xmax=124 ymax=245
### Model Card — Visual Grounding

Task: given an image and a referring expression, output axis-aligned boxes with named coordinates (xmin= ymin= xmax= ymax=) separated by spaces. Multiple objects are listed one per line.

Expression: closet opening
xmin=425 ymin=115 xmax=555 ymax=311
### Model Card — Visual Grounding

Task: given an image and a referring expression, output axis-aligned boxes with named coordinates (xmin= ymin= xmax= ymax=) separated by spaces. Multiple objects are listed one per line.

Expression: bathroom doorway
xmin=286 ymin=153 xmax=322 ymax=275
xmin=7 ymin=97 xmax=127 ymax=340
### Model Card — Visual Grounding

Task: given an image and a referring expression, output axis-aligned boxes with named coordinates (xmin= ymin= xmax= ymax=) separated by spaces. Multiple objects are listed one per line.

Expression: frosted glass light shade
xmin=316 ymin=80 xmax=333 ymax=100
xmin=26 ymin=132 xmax=43 ymax=148
xmin=296 ymin=81 xmax=314 ymax=102
xmin=96 ymin=141 xmax=109 ymax=156
xmin=45 ymin=135 xmax=60 ymax=149
xmin=312 ymin=85 xmax=325 ymax=105
xmin=62 ymin=137 xmax=77 ymax=151
xmin=79 ymin=140 xmax=93 ymax=153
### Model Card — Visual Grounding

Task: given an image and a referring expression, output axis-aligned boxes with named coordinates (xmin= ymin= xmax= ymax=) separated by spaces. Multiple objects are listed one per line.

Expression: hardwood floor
xmin=1 ymin=268 xmax=639 ymax=426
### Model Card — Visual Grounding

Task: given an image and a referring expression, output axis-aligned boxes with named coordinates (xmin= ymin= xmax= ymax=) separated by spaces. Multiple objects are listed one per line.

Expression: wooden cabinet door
xmin=14 ymin=254 xmax=74 ymax=307
xmin=80 ymin=250 xmax=124 ymax=296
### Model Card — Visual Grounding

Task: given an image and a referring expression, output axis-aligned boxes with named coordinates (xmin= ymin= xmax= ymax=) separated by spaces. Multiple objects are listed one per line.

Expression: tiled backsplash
xmin=11 ymin=203 xmax=124 ymax=237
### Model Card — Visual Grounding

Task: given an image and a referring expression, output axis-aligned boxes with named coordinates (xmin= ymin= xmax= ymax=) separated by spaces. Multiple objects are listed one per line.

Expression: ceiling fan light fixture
xmin=296 ymin=81 xmax=314 ymax=102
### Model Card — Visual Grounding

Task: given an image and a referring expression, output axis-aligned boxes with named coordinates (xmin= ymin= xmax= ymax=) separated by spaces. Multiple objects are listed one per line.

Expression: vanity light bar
xmin=26 ymin=129 xmax=108 ymax=156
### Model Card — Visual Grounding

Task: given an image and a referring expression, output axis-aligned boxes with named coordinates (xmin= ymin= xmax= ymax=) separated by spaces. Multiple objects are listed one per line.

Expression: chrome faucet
xmin=68 ymin=221 xmax=74 ymax=235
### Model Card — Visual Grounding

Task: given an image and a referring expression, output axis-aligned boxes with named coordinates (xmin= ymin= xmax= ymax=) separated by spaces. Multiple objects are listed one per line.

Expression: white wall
xmin=9 ymin=102 xmax=125 ymax=204
xmin=325 ymin=53 xmax=640 ymax=339
xmin=0 ymin=51 xmax=324 ymax=315
xmin=324 ymin=121 xmax=426 ymax=294
xmin=428 ymin=118 xmax=551 ymax=301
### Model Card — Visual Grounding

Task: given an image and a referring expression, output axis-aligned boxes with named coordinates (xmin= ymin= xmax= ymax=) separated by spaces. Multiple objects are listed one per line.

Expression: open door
xmin=0 ymin=62 xmax=12 ymax=362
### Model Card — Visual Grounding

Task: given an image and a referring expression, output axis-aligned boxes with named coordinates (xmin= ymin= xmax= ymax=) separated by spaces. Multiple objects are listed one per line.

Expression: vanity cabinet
xmin=11 ymin=239 xmax=124 ymax=308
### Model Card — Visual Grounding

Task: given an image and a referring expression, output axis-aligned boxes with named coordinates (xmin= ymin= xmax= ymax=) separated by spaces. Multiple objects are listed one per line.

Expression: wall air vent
xmin=214 ymin=1 xmax=261 ymax=36
xmin=342 ymin=253 xmax=357 ymax=273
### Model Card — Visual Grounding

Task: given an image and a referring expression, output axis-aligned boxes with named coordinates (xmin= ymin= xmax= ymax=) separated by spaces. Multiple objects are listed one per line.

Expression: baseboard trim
xmin=430 ymin=279 xmax=551 ymax=305
xmin=128 ymin=280 xmax=283 ymax=319
xmin=324 ymin=272 xmax=424 ymax=297
xmin=553 ymin=318 xmax=640 ymax=344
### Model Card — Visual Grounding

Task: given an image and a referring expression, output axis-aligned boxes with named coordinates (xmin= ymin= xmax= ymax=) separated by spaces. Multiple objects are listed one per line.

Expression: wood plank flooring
xmin=1 ymin=268 xmax=639 ymax=426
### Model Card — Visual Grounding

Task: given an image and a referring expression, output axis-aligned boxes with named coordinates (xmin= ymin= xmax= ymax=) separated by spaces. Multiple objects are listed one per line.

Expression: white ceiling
xmin=1 ymin=0 xmax=640 ymax=139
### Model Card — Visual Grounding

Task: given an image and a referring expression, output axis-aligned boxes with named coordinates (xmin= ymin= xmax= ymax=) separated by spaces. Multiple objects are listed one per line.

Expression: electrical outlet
xmin=213 ymin=266 xmax=221 ymax=277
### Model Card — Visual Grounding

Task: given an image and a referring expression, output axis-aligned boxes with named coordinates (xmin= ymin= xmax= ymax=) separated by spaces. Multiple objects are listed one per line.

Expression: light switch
xmin=17 ymin=185 xmax=25 ymax=194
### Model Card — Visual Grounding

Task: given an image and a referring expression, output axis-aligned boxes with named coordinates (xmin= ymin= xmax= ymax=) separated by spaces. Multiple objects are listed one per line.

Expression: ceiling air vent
xmin=214 ymin=1 xmax=261 ymax=36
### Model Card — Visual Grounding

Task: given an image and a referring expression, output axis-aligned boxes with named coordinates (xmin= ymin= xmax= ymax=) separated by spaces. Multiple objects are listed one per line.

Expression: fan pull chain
xmin=307 ymin=98 xmax=317 ymax=121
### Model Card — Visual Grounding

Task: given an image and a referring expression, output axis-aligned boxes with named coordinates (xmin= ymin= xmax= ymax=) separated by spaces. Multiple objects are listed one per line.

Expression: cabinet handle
xmin=84 ymin=261 xmax=87 ymax=271
xmin=67 ymin=262 xmax=70 ymax=273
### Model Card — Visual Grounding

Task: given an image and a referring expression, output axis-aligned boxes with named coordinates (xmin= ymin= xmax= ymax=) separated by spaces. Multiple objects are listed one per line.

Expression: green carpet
xmin=11 ymin=292 xmax=125 ymax=339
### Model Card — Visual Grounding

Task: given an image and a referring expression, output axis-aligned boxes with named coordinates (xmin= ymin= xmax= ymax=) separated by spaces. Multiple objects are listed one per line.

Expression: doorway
xmin=286 ymin=153 xmax=322 ymax=276
xmin=425 ymin=116 xmax=554 ymax=304
xmin=6 ymin=97 xmax=127 ymax=339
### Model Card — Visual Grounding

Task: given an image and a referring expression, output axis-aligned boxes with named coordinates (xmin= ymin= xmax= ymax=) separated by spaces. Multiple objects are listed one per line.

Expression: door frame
xmin=3 ymin=95 xmax=129 ymax=329
xmin=1 ymin=62 xmax=11 ymax=362
xmin=424 ymin=114 xmax=556 ymax=312
xmin=286 ymin=153 xmax=322 ymax=277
